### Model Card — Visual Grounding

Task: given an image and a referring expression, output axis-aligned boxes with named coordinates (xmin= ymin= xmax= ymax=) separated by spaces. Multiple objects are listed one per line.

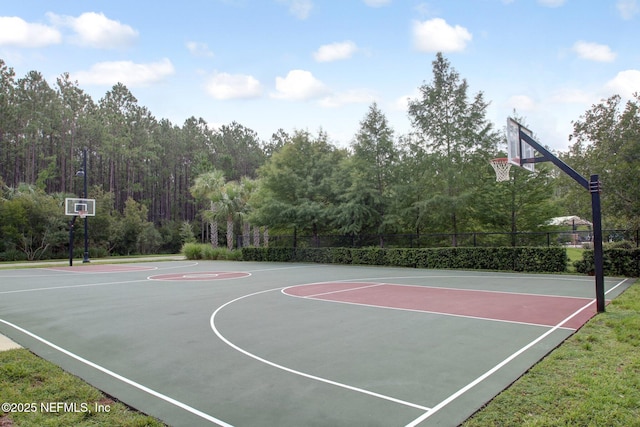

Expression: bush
xmin=182 ymin=243 xmax=242 ymax=261
xmin=574 ymin=248 xmax=640 ymax=277
xmin=242 ymin=246 xmax=567 ymax=273
xmin=182 ymin=242 xmax=202 ymax=259
xmin=0 ymin=249 xmax=27 ymax=262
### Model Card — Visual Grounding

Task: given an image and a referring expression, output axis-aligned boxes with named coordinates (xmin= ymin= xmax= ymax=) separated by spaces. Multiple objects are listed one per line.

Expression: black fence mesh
xmin=264 ymin=229 xmax=637 ymax=249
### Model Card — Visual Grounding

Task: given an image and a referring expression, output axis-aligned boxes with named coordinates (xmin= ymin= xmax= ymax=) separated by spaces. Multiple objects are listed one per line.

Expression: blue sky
xmin=1 ymin=0 xmax=639 ymax=151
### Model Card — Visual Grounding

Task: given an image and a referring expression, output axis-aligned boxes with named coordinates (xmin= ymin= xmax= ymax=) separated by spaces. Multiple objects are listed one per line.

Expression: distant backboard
xmin=65 ymin=198 xmax=96 ymax=217
xmin=507 ymin=118 xmax=535 ymax=172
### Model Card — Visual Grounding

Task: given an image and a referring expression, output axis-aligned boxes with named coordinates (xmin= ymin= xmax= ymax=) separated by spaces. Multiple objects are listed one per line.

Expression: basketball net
xmin=490 ymin=158 xmax=512 ymax=182
xmin=78 ymin=210 xmax=88 ymax=219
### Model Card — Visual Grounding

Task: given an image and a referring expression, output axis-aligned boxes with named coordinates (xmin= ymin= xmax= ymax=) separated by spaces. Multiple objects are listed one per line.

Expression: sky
xmin=1 ymin=0 xmax=639 ymax=152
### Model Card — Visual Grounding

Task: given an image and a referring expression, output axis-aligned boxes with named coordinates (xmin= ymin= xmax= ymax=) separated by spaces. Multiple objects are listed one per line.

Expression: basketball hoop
xmin=490 ymin=158 xmax=512 ymax=182
xmin=78 ymin=210 xmax=88 ymax=219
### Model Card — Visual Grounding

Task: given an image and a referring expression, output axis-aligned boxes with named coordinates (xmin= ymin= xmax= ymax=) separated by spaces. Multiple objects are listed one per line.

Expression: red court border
xmin=283 ymin=282 xmax=599 ymax=330
xmin=148 ymin=271 xmax=251 ymax=281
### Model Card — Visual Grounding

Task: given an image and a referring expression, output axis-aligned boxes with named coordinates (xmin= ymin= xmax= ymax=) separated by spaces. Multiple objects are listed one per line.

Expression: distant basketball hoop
xmin=490 ymin=157 xmax=512 ymax=182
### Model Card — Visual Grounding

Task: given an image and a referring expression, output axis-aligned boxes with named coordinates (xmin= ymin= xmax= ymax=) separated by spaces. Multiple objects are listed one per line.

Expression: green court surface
xmin=0 ymin=261 xmax=633 ymax=426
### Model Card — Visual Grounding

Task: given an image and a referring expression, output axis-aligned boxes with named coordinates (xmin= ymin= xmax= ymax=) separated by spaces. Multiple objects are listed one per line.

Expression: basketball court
xmin=0 ymin=260 xmax=633 ymax=426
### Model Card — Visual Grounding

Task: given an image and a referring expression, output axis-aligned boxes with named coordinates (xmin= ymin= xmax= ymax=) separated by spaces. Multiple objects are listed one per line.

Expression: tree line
xmin=1 ymin=54 xmax=638 ymax=260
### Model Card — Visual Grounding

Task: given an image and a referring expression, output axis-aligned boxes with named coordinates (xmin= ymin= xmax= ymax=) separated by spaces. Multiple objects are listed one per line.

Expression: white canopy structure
xmin=548 ymin=216 xmax=592 ymax=227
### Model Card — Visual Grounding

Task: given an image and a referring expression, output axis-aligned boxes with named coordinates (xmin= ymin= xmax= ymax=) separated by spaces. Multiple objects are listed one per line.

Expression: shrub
xmin=574 ymin=248 xmax=640 ymax=277
xmin=0 ymin=249 xmax=27 ymax=262
xmin=182 ymin=243 xmax=243 ymax=260
xmin=182 ymin=242 xmax=202 ymax=259
xmin=241 ymin=246 xmax=567 ymax=273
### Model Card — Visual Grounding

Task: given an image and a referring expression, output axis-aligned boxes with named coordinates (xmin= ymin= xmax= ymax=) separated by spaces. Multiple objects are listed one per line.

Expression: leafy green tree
xmin=407 ymin=53 xmax=500 ymax=245
xmin=84 ymin=188 xmax=120 ymax=255
xmin=55 ymin=73 xmax=96 ymax=195
xmin=333 ymin=103 xmax=398 ymax=246
xmin=0 ymin=60 xmax=19 ymax=187
xmin=251 ymin=130 xmax=346 ymax=246
xmin=214 ymin=121 xmax=265 ymax=181
xmin=264 ymin=128 xmax=289 ymax=158
xmin=98 ymin=83 xmax=159 ymax=213
xmin=0 ymin=184 xmax=67 ymax=260
xmin=476 ymin=165 xmax=560 ymax=245
xmin=115 ymin=197 xmax=150 ymax=255
xmin=137 ymin=222 xmax=162 ymax=254
xmin=563 ymin=94 xmax=640 ymax=231
xmin=180 ymin=221 xmax=197 ymax=244
xmin=14 ymin=71 xmax=61 ymax=187
xmin=472 ymin=113 xmax=561 ymax=245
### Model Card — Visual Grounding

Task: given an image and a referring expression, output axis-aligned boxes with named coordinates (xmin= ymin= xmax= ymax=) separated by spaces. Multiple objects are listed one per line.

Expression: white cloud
xmin=272 ymin=69 xmax=328 ymax=100
xmin=537 ymin=0 xmax=566 ymax=7
xmin=572 ymin=41 xmax=616 ymax=62
xmin=363 ymin=0 xmax=391 ymax=7
xmin=393 ymin=94 xmax=413 ymax=112
xmin=318 ymin=89 xmax=376 ymax=108
xmin=72 ymin=59 xmax=175 ymax=87
xmin=313 ymin=41 xmax=358 ymax=62
xmin=412 ymin=18 xmax=472 ymax=53
xmin=605 ymin=69 xmax=640 ymax=98
xmin=550 ymin=88 xmax=593 ymax=104
xmin=617 ymin=0 xmax=639 ymax=19
xmin=278 ymin=0 xmax=313 ymax=20
xmin=507 ymin=95 xmax=536 ymax=111
xmin=47 ymin=12 xmax=138 ymax=49
xmin=0 ymin=16 xmax=61 ymax=48
xmin=205 ymin=72 xmax=263 ymax=100
xmin=186 ymin=41 xmax=214 ymax=58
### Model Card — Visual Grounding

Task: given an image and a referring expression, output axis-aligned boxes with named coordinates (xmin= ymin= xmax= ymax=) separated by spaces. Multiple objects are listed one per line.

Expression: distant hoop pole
xmin=489 ymin=158 xmax=512 ymax=182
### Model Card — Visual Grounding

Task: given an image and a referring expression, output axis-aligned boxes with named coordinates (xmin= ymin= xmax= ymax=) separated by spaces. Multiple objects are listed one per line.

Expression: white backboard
xmin=65 ymin=198 xmax=96 ymax=216
xmin=507 ymin=118 xmax=535 ymax=172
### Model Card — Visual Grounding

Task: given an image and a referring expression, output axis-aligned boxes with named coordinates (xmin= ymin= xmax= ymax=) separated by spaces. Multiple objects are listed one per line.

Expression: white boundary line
xmin=318 ymin=274 xmax=601 ymax=300
xmin=43 ymin=266 xmax=159 ymax=274
xmin=0 ymin=279 xmax=151 ymax=295
xmin=0 ymin=318 xmax=233 ymax=427
xmin=0 ymin=261 xmax=200 ymax=280
xmin=148 ymin=271 xmax=252 ymax=282
xmin=404 ymin=277 xmax=631 ymax=427
xmin=0 ymin=263 xmax=201 ymax=294
xmin=299 ymin=282 xmax=385 ymax=298
xmin=209 ymin=287 xmax=431 ymax=412
xmin=42 ymin=261 xmax=201 ymax=275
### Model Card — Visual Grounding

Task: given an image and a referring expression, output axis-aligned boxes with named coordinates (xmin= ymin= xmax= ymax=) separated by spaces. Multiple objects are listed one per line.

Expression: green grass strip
xmin=0 ymin=349 xmax=165 ymax=426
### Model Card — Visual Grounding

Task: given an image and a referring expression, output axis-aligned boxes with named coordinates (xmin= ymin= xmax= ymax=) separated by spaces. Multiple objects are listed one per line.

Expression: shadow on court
xmin=0 ymin=261 xmax=633 ymax=426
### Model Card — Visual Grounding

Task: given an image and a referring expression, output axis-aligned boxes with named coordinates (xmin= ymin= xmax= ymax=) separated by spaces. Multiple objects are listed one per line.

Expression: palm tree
xmin=189 ymin=170 xmax=225 ymax=248
xmin=238 ymin=176 xmax=258 ymax=247
xmin=217 ymin=181 xmax=243 ymax=250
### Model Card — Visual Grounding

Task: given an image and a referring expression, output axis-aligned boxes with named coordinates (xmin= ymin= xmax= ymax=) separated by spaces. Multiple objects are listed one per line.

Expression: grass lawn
xmin=463 ymin=279 xmax=640 ymax=426
xmin=565 ymin=247 xmax=584 ymax=273
xmin=0 ymin=348 xmax=165 ymax=426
